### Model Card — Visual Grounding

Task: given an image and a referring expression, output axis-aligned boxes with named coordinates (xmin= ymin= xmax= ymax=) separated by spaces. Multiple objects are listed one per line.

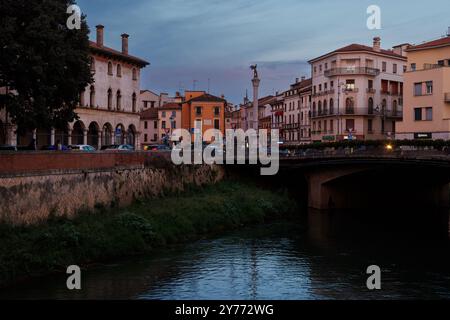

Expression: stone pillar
xmin=98 ymin=130 xmax=103 ymax=150
xmin=136 ymin=131 xmax=141 ymax=150
xmin=8 ymin=125 xmax=17 ymax=146
xmin=50 ymin=128 xmax=55 ymax=146
xmin=67 ymin=129 xmax=72 ymax=146
xmin=252 ymin=77 xmax=260 ymax=130
xmin=83 ymin=129 xmax=88 ymax=145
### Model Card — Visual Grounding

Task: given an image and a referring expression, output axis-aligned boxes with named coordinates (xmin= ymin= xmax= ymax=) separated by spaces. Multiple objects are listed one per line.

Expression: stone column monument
xmin=250 ymin=65 xmax=260 ymax=130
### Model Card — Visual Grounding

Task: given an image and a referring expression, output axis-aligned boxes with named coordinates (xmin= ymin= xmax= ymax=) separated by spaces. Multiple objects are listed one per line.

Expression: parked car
xmin=0 ymin=145 xmax=17 ymax=151
xmin=101 ymin=144 xmax=134 ymax=151
xmin=69 ymin=145 xmax=96 ymax=152
xmin=40 ymin=145 xmax=70 ymax=151
xmin=148 ymin=144 xmax=171 ymax=151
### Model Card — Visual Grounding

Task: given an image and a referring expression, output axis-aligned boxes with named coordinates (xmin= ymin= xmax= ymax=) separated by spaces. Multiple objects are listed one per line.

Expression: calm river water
xmin=2 ymin=209 xmax=450 ymax=300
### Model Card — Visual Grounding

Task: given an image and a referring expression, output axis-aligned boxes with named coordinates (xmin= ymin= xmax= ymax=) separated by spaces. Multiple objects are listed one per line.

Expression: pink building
xmin=309 ymin=37 xmax=407 ymax=142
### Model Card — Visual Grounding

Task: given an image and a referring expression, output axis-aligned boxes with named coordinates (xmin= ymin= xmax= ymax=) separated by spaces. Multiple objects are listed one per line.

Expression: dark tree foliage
xmin=0 ymin=0 xmax=92 ymax=131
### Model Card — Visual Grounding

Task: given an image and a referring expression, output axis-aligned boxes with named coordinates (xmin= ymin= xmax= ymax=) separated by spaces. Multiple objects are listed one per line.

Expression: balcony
xmin=380 ymin=90 xmax=390 ymax=95
xmin=283 ymin=123 xmax=300 ymax=130
xmin=324 ymin=67 xmax=380 ymax=77
xmin=344 ymin=87 xmax=359 ymax=94
xmin=445 ymin=93 xmax=450 ymax=103
xmin=366 ymin=88 xmax=376 ymax=94
xmin=311 ymin=109 xmax=336 ymax=118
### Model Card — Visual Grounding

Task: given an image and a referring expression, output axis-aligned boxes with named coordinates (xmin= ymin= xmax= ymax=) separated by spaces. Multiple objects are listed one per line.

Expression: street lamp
xmin=336 ymin=80 xmax=346 ymax=139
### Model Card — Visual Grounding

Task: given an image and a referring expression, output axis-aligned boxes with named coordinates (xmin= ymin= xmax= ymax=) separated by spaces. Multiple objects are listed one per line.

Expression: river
xmin=2 ymin=209 xmax=450 ymax=300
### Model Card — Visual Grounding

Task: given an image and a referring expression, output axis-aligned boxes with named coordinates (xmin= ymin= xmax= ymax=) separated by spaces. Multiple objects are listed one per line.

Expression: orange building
xmin=181 ymin=91 xmax=226 ymax=141
xmin=396 ymin=34 xmax=450 ymax=140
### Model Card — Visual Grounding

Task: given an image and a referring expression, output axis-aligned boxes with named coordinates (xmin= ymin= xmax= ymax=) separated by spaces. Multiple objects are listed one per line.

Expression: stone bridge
xmin=279 ymin=149 xmax=450 ymax=210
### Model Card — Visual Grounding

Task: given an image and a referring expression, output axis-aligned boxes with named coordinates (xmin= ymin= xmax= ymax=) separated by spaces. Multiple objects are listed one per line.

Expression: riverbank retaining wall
xmin=0 ymin=152 xmax=225 ymax=225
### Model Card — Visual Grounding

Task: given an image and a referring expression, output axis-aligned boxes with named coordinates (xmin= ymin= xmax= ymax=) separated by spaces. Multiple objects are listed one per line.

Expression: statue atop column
xmin=250 ymin=64 xmax=258 ymax=79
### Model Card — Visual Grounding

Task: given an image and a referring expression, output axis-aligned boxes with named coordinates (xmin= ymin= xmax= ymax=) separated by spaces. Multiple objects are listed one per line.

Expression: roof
xmin=309 ymin=43 xmax=406 ymax=63
xmin=406 ymin=36 xmax=450 ymax=51
xmin=89 ymin=41 xmax=150 ymax=68
xmin=159 ymin=103 xmax=182 ymax=110
xmin=185 ymin=93 xmax=226 ymax=104
xmin=140 ymin=108 xmax=158 ymax=120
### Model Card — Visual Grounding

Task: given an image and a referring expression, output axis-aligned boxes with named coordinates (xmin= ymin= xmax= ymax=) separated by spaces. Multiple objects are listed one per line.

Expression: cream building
xmin=309 ymin=37 xmax=407 ymax=142
xmin=396 ymin=34 xmax=450 ymax=140
xmin=2 ymin=25 xmax=149 ymax=149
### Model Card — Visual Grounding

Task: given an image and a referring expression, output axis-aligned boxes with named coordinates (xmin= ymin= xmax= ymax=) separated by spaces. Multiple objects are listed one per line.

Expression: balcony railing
xmin=366 ymin=88 xmax=376 ymax=94
xmin=445 ymin=93 xmax=450 ymax=103
xmin=325 ymin=67 xmax=380 ymax=77
xmin=380 ymin=90 xmax=390 ymax=95
xmin=344 ymin=87 xmax=359 ymax=93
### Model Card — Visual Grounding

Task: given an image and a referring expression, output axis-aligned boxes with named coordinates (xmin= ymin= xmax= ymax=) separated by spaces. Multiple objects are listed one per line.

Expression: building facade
xmin=309 ymin=37 xmax=406 ymax=142
xmin=139 ymin=108 xmax=158 ymax=149
xmin=158 ymin=103 xmax=182 ymax=142
xmin=181 ymin=91 xmax=226 ymax=141
xmin=396 ymin=35 xmax=450 ymax=140
xmin=3 ymin=25 xmax=149 ymax=149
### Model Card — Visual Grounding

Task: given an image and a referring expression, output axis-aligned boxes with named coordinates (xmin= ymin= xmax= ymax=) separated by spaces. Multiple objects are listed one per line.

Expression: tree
xmin=0 ymin=0 xmax=93 ymax=132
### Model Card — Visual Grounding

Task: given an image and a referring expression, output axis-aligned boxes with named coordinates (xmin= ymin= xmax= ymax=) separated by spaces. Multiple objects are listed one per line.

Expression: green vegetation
xmin=0 ymin=181 xmax=297 ymax=287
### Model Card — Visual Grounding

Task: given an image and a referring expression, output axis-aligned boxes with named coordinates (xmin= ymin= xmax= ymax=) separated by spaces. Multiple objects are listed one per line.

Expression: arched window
xmin=132 ymin=68 xmax=137 ymax=80
xmin=318 ymin=101 xmax=322 ymax=115
xmin=368 ymin=97 xmax=374 ymax=114
xmin=116 ymin=90 xmax=122 ymax=111
xmin=382 ymin=99 xmax=387 ymax=113
xmin=89 ymin=86 xmax=95 ymax=108
xmin=108 ymin=61 xmax=113 ymax=75
xmin=90 ymin=57 xmax=95 ymax=73
xmin=80 ymin=90 xmax=85 ymax=107
xmin=345 ymin=98 xmax=354 ymax=114
xmin=392 ymin=100 xmax=398 ymax=113
xmin=117 ymin=64 xmax=122 ymax=77
xmin=323 ymin=100 xmax=328 ymax=114
xmin=107 ymin=89 xmax=112 ymax=110
xmin=132 ymin=92 xmax=137 ymax=113
xmin=329 ymin=98 xmax=334 ymax=114
xmin=312 ymin=102 xmax=316 ymax=116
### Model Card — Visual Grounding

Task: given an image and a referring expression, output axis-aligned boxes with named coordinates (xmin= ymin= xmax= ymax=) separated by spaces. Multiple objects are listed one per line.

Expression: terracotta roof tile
xmin=89 ymin=41 xmax=149 ymax=67
xmin=407 ymin=36 xmax=450 ymax=51
xmin=140 ymin=108 xmax=158 ymax=119
xmin=186 ymin=93 xmax=226 ymax=103
xmin=309 ymin=43 xmax=406 ymax=62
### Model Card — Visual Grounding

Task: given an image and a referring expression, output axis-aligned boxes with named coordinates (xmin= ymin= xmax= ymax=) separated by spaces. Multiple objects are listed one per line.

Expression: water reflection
xmin=1 ymin=209 xmax=450 ymax=300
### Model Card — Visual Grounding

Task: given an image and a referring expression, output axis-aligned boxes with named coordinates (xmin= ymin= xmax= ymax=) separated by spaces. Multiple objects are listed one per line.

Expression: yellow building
xmin=396 ymin=35 xmax=450 ymax=140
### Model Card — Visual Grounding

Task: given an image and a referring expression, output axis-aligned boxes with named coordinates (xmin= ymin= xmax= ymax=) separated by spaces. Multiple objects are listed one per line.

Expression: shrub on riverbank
xmin=0 ymin=181 xmax=298 ymax=287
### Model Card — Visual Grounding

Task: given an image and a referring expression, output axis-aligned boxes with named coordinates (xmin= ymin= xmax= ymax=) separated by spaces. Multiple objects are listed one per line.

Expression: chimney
xmin=96 ymin=25 xmax=104 ymax=46
xmin=221 ymin=94 xmax=225 ymax=99
xmin=301 ymin=76 xmax=306 ymax=81
xmin=121 ymin=34 xmax=129 ymax=54
xmin=295 ymin=78 xmax=299 ymax=83
xmin=175 ymin=91 xmax=180 ymax=98
xmin=447 ymin=26 xmax=450 ymax=37
xmin=373 ymin=36 xmax=381 ymax=52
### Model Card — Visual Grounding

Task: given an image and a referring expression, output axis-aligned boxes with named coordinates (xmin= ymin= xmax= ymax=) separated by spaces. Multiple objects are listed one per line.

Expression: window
xmin=116 ymin=90 xmax=121 ymax=110
xmin=368 ymin=79 xmax=373 ymax=89
xmin=414 ymin=108 xmax=422 ymax=121
xmin=171 ymin=111 xmax=176 ymax=118
xmin=368 ymin=119 xmax=373 ymax=133
xmin=144 ymin=121 xmax=148 ymax=129
xmin=107 ymin=89 xmax=112 ymax=110
xmin=132 ymin=93 xmax=137 ymax=112
xmin=89 ymin=86 xmax=95 ymax=108
xmin=393 ymin=64 xmax=397 ymax=74
xmin=368 ymin=98 xmax=374 ymax=114
xmin=426 ymin=81 xmax=433 ymax=95
xmin=90 ymin=57 xmax=95 ymax=73
xmin=196 ymin=107 xmax=202 ymax=116
xmin=426 ymin=107 xmax=433 ymax=121
xmin=162 ymin=121 xmax=166 ymax=129
xmin=414 ymin=83 xmax=422 ymax=96
xmin=382 ymin=61 xmax=387 ymax=72
xmin=153 ymin=134 xmax=157 ymax=141
xmin=132 ymin=68 xmax=137 ymax=80
xmin=330 ymin=120 xmax=334 ymax=132
xmin=438 ymin=60 xmax=445 ymax=66
xmin=108 ymin=62 xmax=113 ymax=75
xmin=171 ymin=121 xmax=176 ymax=129
xmin=117 ymin=64 xmax=122 ymax=77
xmin=162 ymin=111 xmax=166 ymax=118
xmin=144 ymin=134 xmax=148 ymax=142
xmin=154 ymin=121 xmax=157 ymax=129
xmin=411 ymin=63 xmax=416 ymax=71
xmin=403 ymin=65 xmax=407 ymax=73
xmin=214 ymin=119 xmax=220 ymax=130
xmin=330 ymin=81 xmax=334 ymax=88
xmin=345 ymin=119 xmax=355 ymax=132
xmin=345 ymin=79 xmax=355 ymax=90
xmin=329 ymin=99 xmax=334 ymax=114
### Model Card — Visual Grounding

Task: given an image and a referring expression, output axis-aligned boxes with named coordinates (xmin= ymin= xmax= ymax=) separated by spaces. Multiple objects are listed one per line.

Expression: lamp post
xmin=336 ymin=80 xmax=346 ymax=139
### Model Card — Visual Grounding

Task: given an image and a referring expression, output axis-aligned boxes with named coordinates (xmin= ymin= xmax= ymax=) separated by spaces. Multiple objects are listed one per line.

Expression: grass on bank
xmin=0 ymin=181 xmax=298 ymax=287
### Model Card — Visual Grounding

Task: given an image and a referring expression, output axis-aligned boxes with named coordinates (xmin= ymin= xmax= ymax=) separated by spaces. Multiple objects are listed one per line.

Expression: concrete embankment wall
xmin=0 ymin=152 xmax=224 ymax=225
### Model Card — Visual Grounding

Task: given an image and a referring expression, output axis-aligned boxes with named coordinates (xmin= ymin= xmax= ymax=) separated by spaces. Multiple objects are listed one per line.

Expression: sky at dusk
xmin=77 ymin=0 xmax=450 ymax=104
